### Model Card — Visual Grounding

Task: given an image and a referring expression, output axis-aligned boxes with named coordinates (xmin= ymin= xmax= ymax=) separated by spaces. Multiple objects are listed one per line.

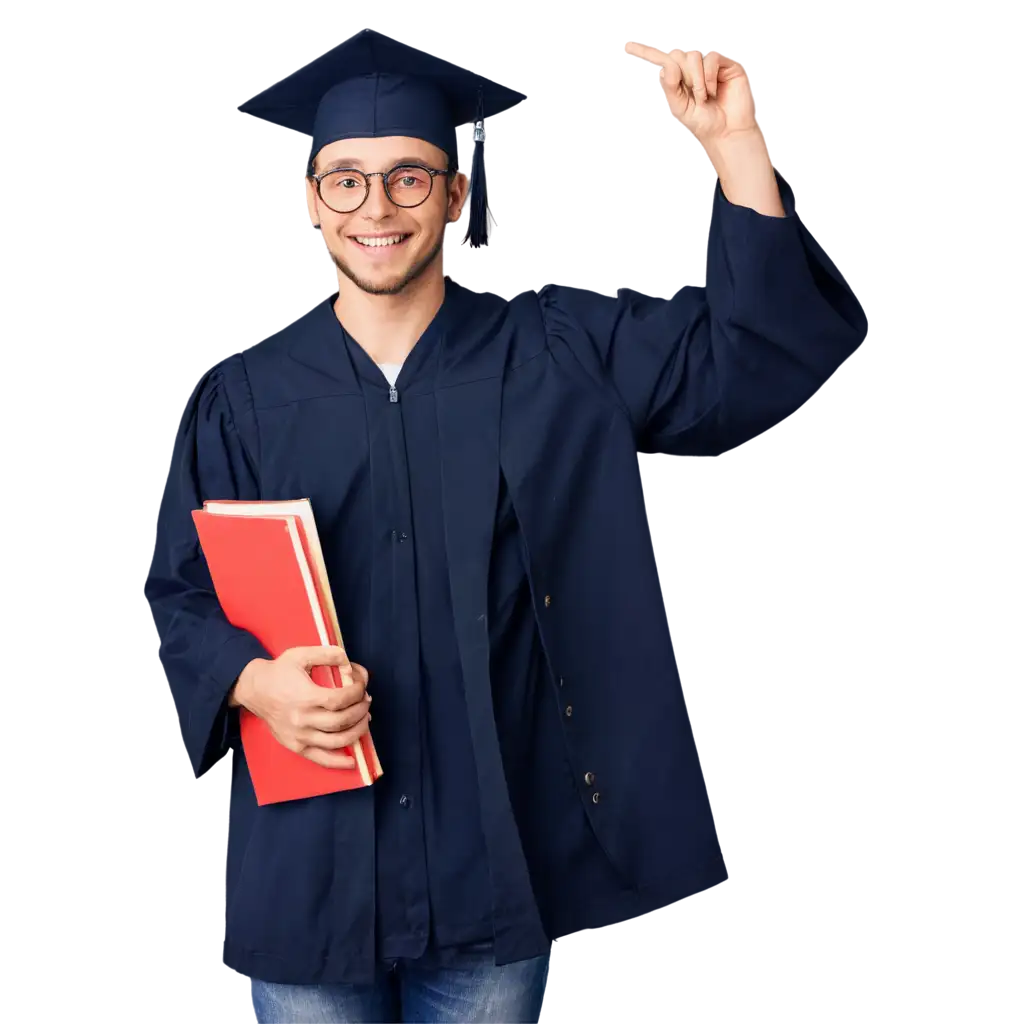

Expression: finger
xmin=709 ymin=52 xmax=743 ymax=83
xmin=681 ymin=50 xmax=708 ymax=103
xmin=300 ymin=745 xmax=358 ymax=770
xmin=659 ymin=50 xmax=684 ymax=92
xmin=350 ymin=662 xmax=370 ymax=688
xmin=626 ymin=40 xmax=684 ymax=93
xmin=284 ymin=644 xmax=351 ymax=670
xmin=299 ymin=720 xmax=372 ymax=753
xmin=669 ymin=49 xmax=705 ymax=102
xmin=304 ymin=698 xmax=370 ymax=733
xmin=624 ymin=41 xmax=674 ymax=68
xmin=703 ymin=52 xmax=721 ymax=98
xmin=310 ymin=676 xmax=367 ymax=711
xmin=668 ymin=49 xmax=691 ymax=88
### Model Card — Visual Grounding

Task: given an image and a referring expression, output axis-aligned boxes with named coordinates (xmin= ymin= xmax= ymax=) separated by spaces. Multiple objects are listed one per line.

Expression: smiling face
xmin=306 ymin=136 xmax=470 ymax=296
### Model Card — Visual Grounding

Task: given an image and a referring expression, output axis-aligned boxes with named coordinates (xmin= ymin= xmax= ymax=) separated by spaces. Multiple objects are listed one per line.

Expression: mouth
xmin=348 ymin=232 xmax=412 ymax=256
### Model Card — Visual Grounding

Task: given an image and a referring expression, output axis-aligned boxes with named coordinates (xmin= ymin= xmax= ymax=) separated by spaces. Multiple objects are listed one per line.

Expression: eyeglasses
xmin=311 ymin=163 xmax=451 ymax=214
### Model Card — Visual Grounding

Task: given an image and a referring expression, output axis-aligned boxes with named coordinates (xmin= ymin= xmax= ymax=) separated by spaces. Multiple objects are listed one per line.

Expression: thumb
xmin=284 ymin=644 xmax=351 ymax=670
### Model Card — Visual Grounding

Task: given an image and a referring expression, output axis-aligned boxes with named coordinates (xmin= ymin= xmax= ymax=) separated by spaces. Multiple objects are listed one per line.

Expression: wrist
xmin=702 ymin=125 xmax=785 ymax=217
xmin=702 ymin=124 xmax=768 ymax=177
xmin=229 ymin=657 xmax=270 ymax=710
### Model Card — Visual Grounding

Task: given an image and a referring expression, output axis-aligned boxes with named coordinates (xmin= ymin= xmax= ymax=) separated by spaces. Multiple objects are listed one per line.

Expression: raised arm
xmin=537 ymin=44 xmax=867 ymax=457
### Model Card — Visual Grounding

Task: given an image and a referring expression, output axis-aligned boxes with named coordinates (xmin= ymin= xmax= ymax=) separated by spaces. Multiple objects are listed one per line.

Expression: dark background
xmin=2 ymin=8 xmax=1024 ymax=1024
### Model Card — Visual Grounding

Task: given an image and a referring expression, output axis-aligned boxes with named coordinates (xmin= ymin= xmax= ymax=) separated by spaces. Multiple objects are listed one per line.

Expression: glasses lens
xmin=386 ymin=166 xmax=433 ymax=207
xmin=319 ymin=169 xmax=368 ymax=212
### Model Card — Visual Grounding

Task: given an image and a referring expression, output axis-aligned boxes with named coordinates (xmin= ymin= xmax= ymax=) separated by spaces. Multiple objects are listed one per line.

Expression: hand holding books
xmin=230 ymin=645 xmax=372 ymax=770
xmin=192 ymin=498 xmax=383 ymax=804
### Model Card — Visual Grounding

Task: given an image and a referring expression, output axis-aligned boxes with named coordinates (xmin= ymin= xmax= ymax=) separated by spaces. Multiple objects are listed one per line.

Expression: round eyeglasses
xmin=312 ymin=163 xmax=451 ymax=214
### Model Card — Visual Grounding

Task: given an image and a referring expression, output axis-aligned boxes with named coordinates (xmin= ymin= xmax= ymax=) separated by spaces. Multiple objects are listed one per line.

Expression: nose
xmin=361 ymin=173 xmax=397 ymax=220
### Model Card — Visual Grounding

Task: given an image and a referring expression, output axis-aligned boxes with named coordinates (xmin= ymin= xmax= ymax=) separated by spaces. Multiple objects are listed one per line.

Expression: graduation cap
xmin=237 ymin=28 xmax=526 ymax=247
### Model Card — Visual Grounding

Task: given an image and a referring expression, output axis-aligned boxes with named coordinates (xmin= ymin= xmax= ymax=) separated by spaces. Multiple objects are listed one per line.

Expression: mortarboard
xmin=237 ymin=28 xmax=527 ymax=247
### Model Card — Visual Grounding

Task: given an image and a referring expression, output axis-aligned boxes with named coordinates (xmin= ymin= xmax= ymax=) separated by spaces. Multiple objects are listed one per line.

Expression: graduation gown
xmin=143 ymin=168 xmax=868 ymax=985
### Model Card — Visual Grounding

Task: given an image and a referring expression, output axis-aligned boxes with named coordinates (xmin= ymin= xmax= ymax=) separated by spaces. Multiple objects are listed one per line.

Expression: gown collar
xmin=342 ymin=282 xmax=451 ymax=398
xmin=286 ymin=275 xmax=510 ymax=396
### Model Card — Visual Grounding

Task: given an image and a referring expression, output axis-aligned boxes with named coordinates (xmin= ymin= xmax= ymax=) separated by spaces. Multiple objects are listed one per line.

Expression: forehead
xmin=314 ymin=135 xmax=446 ymax=171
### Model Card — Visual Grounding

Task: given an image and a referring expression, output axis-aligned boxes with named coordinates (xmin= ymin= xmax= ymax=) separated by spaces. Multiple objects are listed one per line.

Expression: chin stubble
xmin=330 ymin=228 xmax=446 ymax=296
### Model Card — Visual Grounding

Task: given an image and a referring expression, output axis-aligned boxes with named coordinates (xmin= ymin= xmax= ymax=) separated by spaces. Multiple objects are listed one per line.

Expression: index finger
xmin=624 ymin=41 xmax=674 ymax=67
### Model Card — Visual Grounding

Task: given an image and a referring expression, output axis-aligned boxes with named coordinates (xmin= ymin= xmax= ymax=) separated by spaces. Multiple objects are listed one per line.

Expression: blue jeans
xmin=250 ymin=941 xmax=550 ymax=1022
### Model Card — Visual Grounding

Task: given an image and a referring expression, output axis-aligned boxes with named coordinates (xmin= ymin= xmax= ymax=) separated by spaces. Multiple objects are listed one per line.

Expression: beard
xmin=329 ymin=224 xmax=446 ymax=296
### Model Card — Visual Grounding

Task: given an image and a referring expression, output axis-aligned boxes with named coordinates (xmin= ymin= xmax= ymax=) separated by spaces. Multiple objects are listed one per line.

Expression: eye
xmin=388 ymin=166 xmax=431 ymax=191
xmin=321 ymin=171 xmax=364 ymax=191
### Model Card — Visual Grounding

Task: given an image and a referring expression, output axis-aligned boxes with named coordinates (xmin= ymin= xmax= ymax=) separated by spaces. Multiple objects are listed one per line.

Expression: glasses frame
xmin=311 ymin=162 xmax=452 ymax=214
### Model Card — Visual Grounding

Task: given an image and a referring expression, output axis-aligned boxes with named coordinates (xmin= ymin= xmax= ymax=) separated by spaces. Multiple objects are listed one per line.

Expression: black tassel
xmin=463 ymin=86 xmax=493 ymax=247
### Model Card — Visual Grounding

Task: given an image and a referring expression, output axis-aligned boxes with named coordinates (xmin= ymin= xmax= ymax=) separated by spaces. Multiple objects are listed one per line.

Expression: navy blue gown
xmin=144 ymin=167 xmax=868 ymax=985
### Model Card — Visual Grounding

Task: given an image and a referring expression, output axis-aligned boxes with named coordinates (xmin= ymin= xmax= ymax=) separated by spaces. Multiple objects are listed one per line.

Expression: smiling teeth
xmin=355 ymin=235 xmax=406 ymax=247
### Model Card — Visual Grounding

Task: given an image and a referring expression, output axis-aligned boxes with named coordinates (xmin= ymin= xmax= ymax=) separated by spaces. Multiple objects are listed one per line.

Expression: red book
xmin=191 ymin=498 xmax=383 ymax=805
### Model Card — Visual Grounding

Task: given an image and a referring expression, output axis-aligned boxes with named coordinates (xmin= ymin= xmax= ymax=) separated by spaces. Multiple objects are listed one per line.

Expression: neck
xmin=333 ymin=266 xmax=446 ymax=364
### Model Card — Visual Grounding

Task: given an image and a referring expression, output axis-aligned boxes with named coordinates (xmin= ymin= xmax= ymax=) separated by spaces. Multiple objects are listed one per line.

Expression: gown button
xmin=544 ymin=594 xmax=552 ymax=607
xmin=592 ymin=792 xmax=601 ymax=804
xmin=565 ymin=705 xmax=573 ymax=717
xmin=584 ymin=772 xmax=595 ymax=785
xmin=399 ymin=794 xmax=411 ymax=808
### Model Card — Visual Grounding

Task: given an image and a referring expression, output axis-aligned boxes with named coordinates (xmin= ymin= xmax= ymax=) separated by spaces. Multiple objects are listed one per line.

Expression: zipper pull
xmin=389 ymin=384 xmax=399 ymax=403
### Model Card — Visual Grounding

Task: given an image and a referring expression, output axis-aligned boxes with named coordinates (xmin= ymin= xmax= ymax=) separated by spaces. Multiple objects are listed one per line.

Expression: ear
xmin=446 ymin=171 xmax=471 ymax=224
xmin=305 ymin=176 xmax=320 ymax=229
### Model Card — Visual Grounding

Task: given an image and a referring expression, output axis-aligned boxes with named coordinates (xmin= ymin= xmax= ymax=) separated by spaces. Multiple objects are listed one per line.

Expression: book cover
xmin=192 ymin=502 xmax=382 ymax=804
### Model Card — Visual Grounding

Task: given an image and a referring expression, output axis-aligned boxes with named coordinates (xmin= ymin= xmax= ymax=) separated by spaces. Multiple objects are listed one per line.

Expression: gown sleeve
xmin=143 ymin=355 xmax=273 ymax=779
xmin=537 ymin=167 xmax=868 ymax=456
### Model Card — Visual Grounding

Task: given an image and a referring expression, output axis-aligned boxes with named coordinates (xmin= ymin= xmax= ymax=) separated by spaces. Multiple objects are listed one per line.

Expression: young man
xmin=144 ymin=27 xmax=867 ymax=1024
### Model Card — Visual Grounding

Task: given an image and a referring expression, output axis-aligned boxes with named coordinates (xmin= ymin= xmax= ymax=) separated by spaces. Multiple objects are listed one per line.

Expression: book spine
xmin=328 ymin=661 xmax=373 ymax=785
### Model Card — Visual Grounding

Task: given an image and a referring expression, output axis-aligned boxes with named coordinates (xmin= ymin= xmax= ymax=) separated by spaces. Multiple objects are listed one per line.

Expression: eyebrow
xmin=318 ymin=155 xmax=431 ymax=173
